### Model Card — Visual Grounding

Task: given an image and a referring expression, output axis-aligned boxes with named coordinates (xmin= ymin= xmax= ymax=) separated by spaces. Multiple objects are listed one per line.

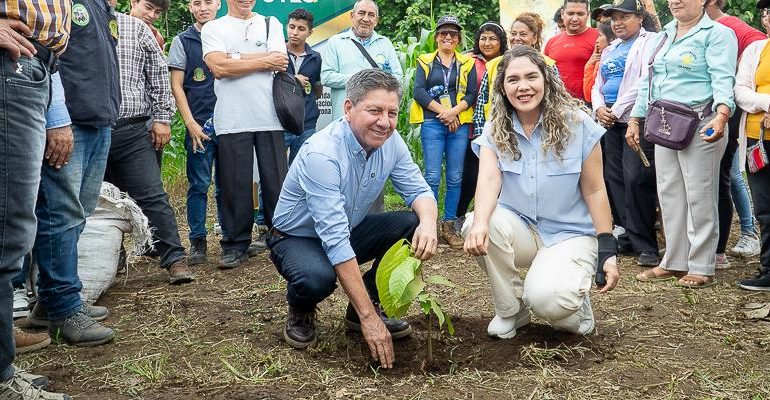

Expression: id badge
xmin=439 ymin=94 xmax=452 ymax=109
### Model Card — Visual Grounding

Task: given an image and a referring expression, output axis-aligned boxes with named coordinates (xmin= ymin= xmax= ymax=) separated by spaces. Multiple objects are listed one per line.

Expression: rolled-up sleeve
xmin=706 ymin=29 xmax=738 ymax=114
xmin=45 ymin=72 xmax=71 ymax=129
xmin=390 ymin=134 xmax=435 ymax=207
xmin=299 ymin=152 xmax=356 ymax=266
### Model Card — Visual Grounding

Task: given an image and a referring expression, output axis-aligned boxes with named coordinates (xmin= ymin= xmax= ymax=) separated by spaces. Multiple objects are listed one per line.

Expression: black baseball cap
xmin=757 ymin=0 xmax=769 ymax=9
xmin=436 ymin=15 xmax=462 ymax=32
xmin=591 ymin=4 xmax=612 ymax=20
xmin=605 ymin=0 xmax=644 ymax=14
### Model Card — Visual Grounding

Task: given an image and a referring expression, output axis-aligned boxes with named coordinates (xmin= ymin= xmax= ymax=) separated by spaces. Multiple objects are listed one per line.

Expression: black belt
xmin=270 ymin=227 xmax=288 ymax=240
xmin=113 ymin=115 xmax=150 ymax=129
xmin=31 ymin=40 xmax=57 ymax=74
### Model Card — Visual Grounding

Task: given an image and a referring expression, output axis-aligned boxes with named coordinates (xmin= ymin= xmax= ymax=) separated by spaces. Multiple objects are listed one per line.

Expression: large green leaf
xmin=399 ymin=277 xmax=425 ymax=307
xmin=430 ymin=299 xmax=445 ymax=328
xmin=388 ymin=258 xmax=417 ymax=305
xmin=376 ymin=240 xmax=421 ymax=318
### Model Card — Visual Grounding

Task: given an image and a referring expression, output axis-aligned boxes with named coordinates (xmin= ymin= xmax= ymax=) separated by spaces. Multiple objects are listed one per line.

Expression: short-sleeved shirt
xmin=201 ymin=13 xmax=286 ymax=134
xmin=272 ymin=118 xmax=434 ymax=266
xmin=544 ymin=28 xmax=599 ymax=101
xmin=601 ymin=38 xmax=635 ymax=104
xmin=472 ymin=110 xmax=605 ymax=247
xmin=167 ymin=35 xmax=187 ymax=69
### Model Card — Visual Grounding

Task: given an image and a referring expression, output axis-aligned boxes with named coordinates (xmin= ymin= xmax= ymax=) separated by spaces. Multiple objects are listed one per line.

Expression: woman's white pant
xmin=463 ymin=206 xmax=598 ymax=334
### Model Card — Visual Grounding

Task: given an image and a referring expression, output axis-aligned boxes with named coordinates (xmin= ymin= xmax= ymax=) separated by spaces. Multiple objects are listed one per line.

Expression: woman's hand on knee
xmin=463 ymin=224 xmax=489 ymax=256
xmin=598 ymin=257 xmax=620 ymax=293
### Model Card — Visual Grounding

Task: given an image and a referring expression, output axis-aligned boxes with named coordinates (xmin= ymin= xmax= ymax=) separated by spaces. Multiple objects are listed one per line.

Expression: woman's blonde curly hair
xmin=488 ymin=45 xmax=588 ymax=161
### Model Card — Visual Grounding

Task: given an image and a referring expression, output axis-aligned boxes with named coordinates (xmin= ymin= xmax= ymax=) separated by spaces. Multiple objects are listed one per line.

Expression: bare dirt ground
xmin=14 ymin=208 xmax=770 ymax=400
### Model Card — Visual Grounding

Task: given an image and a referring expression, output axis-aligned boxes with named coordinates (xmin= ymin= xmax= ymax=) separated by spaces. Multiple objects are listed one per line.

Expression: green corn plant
xmin=376 ymin=239 xmax=456 ymax=363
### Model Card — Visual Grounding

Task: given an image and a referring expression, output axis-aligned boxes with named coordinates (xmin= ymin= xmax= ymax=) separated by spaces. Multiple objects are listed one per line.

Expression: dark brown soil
xmin=15 ymin=224 xmax=770 ymax=400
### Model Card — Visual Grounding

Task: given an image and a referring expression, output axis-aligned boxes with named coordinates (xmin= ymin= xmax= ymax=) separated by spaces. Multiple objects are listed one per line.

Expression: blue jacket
xmin=177 ymin=25 xmax=216 ymax=125
xmin=287 ymin=43 xmax=322 ymax=133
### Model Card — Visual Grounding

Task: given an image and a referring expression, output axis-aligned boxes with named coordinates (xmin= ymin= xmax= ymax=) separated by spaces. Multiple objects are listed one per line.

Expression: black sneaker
xmin=219 ymin=249 xmax=248 ymax=270
xmin=344 ymin=302 xmax=413 ymax=339
xmin=188 ymin=238 xmax=207 ymax=265
xmin=284 ymin=305 xmax=317 ymax=349
xmin=638 ymin=252 xmax=660 ymax=267
xmin=738 ymin=269 xmax=770 ymax=291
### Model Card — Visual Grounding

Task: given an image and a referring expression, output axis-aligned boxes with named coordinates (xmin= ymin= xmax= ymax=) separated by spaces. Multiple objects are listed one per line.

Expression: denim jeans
xmin=268 ymin=211 xmax=419 ymax=312
xmin=0 ymin=52 xmax=49 ymax=381
xmin=105 ymin=120 xmax=186 ymax=268
xmin=420 ymin=119 xmax=468 ymax=221
xmin=284 ymin=128 xmax=315 ymax=165
xmin=730 ymin=154 xmax=754 ymax=234
xmin=35 ymin=124 xmax=111 ymax=321
xmin=184 ymin=130 xmax=223 ymax=240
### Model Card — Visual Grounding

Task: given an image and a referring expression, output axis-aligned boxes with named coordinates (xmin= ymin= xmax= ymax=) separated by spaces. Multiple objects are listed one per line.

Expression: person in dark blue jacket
xmin=284 ymin=8 xmax=323 ymax=165
xmin=168 ymin=0 xmax=222 ymax=265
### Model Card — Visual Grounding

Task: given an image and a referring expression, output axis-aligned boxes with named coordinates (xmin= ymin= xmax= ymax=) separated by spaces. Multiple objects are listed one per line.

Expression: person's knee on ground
xmin=523 ymin=260 xmax=593 ymax=333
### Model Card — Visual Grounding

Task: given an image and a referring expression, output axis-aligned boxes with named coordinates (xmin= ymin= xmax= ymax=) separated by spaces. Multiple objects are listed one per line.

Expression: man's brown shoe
xmin=168 ymin=260 xmax=194 ymax=285
xmin=441 ymin=220 xmax=464 ymax=250
xmin=14 ymin=326 xmax=51 ymax=354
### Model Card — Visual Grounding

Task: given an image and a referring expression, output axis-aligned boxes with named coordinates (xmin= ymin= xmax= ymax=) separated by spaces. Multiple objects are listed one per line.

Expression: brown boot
xmin=14 ymin=326 xmax=51 ymax=354
xmin=168 ymin=260 xmax=195 ymax=285
xmin=441 ymin=220 xmax=464 ymax=250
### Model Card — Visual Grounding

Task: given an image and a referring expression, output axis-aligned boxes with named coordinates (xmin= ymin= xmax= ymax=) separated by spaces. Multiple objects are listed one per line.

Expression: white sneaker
xmin=12 ymin=288 xmax=29 ymax=319
xmin=214 ymin=223 xmax=222 ymax=237
xmin=729 ymin=233 xmax=760 ymax=258
xmin=487 ymin=309 xmax=531 ymax=339
xmin=577 ymin=295 xmax=596 ymax=335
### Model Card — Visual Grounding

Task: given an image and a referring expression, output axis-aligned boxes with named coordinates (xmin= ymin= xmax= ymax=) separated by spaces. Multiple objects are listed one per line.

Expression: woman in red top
xmin=583 ymin=22 xmax=615 ymax=104
xmin=456 ymin=22 xmax=508 ymax=234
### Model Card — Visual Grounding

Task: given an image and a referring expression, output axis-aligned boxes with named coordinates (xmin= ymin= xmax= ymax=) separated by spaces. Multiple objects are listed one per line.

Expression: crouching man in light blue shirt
xmin=269 ymin=69 xmax=438 ymax=367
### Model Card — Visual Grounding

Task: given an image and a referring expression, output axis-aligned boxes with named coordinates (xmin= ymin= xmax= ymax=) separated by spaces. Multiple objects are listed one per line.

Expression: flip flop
xmin=677 ymin=275 xmax=718 ymax=289
xmin=635 ymin=267 xmax=686 ymax=282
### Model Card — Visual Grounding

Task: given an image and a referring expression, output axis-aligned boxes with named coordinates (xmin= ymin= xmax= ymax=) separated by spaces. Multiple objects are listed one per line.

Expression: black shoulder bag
xmin=266 ymin=16 xmax=305 ymax=135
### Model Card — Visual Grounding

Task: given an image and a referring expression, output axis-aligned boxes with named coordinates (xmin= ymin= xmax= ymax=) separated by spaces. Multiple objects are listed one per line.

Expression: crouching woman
xmin=462 ymin=46 xmax=620 ymax=339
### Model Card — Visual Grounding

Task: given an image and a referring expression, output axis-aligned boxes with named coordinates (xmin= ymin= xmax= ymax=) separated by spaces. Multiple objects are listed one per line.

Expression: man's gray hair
xmin=352 ymin=0 xmax=379 ymax=16
xmin=345 ymin=69 xmax=403 ymax=104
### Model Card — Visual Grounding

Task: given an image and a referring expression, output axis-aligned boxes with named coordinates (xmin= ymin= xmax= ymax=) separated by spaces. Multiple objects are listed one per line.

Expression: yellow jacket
xmin=409 ymin=50 xmax=476 ymax=124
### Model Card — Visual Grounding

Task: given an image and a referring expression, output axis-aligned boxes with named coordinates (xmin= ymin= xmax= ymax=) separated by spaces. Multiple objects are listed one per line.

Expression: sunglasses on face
xmin=437 ymin=30 xmax=460 ymax=38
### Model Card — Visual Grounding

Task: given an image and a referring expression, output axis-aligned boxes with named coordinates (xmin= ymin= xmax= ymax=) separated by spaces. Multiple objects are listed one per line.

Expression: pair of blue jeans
xmin=34 ymin=124 xmax=111 ymax=321
xmin=284 ymin=128 xmax=316 ymax=165
xmin=420 ymin=119 xmax=469 ymax=221
xmin=731 ymin=154 xmax=754 ymax=234
xmin=0 ymin=52 xmax=50 ymax=381
xmin=184 ymin=130 xmax=223 ymax=240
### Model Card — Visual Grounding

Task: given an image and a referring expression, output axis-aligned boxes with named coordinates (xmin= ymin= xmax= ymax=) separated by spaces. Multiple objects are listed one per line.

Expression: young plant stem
xmin=427 ymin=312 xmax=433 ymax=364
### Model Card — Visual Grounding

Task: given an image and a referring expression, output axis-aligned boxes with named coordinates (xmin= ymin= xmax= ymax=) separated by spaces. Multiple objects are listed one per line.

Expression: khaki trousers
xmin=463 ymin=206 xmax=598 ymax=334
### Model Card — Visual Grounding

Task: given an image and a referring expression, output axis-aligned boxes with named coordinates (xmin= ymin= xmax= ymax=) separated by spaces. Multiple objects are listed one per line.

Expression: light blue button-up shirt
xmin=272 ymin=118 xmax=434 ymax=266
xmin=473 ymin=111 xmax=605 ymax=247
xmin=630 ymin=14 xmax=737 ymax=118
xmin=321 ymin=29 xmax=403 ymax=120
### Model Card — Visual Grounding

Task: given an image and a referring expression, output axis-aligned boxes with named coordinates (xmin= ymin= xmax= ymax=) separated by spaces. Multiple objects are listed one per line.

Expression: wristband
xmin=628 ymin=119 xmax=640 ymax=126
xmin=596 ymin=233 xmax=617 ymax=287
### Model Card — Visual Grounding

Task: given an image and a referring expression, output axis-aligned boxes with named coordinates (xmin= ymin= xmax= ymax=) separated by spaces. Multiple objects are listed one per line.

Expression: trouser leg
xmin=603 ymin=123 xmax=627 ymax=228
xmin=456 ymin=139 xmax=479 ymax=218
xmin=623 ymin=126 xmax=659 ymax=254
xmin=746 ymin=138 xmax=770 ymax=271
xmin=717 ymin=114 xmax=739 ymax=253
xmin=462 ymin=206 xmax=539 ymax=317
xmin=217 ymin=132 xmax=255 ymax=252
xmin=254 ymin=131 xmax=288 ymax=229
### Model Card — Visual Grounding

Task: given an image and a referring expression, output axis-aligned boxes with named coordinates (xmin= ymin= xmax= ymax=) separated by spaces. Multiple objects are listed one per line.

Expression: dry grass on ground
xmin=14 ymin=188 xmax=770 ymax=399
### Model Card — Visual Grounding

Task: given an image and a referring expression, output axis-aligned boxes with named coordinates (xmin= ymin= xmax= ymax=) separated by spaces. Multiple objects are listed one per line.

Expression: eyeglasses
xmin=437 ymin=30 xmax=460 ymax=38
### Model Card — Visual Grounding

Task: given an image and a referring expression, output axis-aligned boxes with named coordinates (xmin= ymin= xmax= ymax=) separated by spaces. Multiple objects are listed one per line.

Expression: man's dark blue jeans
xmin=0 ymin=52 xmax=50 ymax=381
xmin=184 ymin=128 xmax=223 ymax=241
xmin=268 ymin=212 xmax=419 ymax=312
xmin=34 ymin=124 xmax=111 ymax=321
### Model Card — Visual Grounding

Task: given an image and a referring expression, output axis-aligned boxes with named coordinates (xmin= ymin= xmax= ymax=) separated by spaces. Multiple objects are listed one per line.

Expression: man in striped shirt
xmin=0 ymin=1 xmax=74 ymax=398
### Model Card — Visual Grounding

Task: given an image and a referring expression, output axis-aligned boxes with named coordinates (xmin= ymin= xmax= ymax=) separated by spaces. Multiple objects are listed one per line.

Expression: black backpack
xmin=265 ymin=16 xmax=305 ymax=135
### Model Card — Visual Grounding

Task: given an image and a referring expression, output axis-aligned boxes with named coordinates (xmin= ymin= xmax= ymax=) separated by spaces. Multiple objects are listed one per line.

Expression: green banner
xmin=217 ymin=0 xmax=355 ymax=27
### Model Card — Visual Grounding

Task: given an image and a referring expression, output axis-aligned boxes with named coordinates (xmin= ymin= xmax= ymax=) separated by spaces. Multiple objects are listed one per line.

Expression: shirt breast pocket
xmin=545 ymin=157 xmax=582 ymax=185
xmin=499 ymin=159 xmax=523 ymax=175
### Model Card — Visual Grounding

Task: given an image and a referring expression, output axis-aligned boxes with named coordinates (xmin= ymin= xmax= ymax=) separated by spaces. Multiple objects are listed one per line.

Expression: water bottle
xmin=382 ymin=60 xmax=392 ymax=74
xmin=194 ymin=117 xmax=216 ymax=154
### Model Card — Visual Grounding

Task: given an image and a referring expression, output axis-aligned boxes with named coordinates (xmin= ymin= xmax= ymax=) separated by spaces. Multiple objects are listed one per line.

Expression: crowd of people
xmin=2 ymin=0 xmax=770 ymax=397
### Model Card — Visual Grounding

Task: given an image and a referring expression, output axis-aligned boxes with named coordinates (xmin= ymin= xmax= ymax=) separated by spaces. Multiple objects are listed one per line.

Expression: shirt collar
xmin=510 ymin=111 xmax=544 ymax=142
xmin=664 ymin=12 xmax=715 ymax=38
xmin=342 ymin=28 xmax=381 ymax=43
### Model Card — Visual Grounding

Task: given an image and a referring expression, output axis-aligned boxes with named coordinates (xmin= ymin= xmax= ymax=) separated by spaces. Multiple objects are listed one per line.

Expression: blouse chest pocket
xmin=544 ymin=157 xmax=582 ymax=192
xmin=498 ymin=158 xmax=523 ymax=175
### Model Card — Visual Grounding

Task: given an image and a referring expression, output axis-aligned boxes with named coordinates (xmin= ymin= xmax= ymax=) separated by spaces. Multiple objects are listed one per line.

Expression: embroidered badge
xmin=679 ymin=51 xmax=696 ymax=71
xmin=192 ymin=67 xmax=206 ymax=82
xmin=109 ymin=19 xmax=119 ymax=40
xmin=374 ymin=54 xmax=386 ymax=65
xmin=72 ymin=4 xmax=90 ymax=27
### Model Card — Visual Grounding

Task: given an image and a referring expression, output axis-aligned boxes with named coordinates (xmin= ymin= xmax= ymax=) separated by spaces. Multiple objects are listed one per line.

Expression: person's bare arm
xmin=170 ymin=69 xmax=209 ymax=152
xmin=204 ymin=51 xmax=288 ymax=79
xmin=335 ymin=259 xmax=394 ymax=368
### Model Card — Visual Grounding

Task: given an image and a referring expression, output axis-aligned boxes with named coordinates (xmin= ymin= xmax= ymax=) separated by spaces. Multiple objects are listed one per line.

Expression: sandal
xmin=677 ymin=274 xmax=718 ymax=289
xmin=636 ymin=267 xmax=686 ymax=282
